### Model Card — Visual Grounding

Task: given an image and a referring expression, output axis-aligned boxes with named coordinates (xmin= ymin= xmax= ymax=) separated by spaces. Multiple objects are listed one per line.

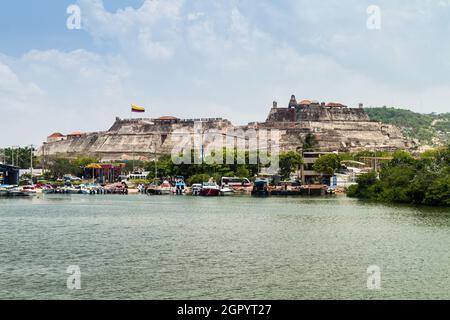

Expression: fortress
xmin=38 ymin=95 xmax=416 ymax=161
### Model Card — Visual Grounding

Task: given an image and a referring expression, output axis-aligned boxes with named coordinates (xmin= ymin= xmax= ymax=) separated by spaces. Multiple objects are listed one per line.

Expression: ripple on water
xmin=0 ymin=195 xmax=449 ymax=299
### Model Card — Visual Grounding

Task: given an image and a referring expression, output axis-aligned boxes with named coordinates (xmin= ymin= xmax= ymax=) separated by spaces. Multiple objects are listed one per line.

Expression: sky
xmin=1 ymin=0 xmax=450 ymax=147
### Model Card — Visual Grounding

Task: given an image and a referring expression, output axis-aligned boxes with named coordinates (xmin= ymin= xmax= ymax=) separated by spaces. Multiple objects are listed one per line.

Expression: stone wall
xmin=37 ymin=102 xmax=416 ymax=160
xmin=296 ymin=105 xmax=369 ymax=121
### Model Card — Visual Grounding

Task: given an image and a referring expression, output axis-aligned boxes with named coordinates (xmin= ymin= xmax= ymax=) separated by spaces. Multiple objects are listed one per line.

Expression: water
xmin=0 ymin=194 xmax=449 ymax=300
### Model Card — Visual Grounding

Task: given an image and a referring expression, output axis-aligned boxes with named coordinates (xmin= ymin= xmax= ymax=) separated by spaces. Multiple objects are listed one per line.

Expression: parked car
xmin=63 ymin=174 xmax=81 ymax=182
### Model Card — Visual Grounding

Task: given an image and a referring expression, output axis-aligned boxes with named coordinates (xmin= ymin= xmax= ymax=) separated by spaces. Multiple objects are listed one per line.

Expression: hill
xmin=365 ymin=107 xmax=450 ymax=145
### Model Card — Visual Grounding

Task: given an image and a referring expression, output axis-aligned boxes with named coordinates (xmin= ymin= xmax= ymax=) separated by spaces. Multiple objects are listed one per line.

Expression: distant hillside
xmin=365 ymin=107 xmax=450 ymax=145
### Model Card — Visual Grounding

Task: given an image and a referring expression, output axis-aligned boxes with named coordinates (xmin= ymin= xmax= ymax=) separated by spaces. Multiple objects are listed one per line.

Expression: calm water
xmin=0 ymin=194 xmax=449 ymax=300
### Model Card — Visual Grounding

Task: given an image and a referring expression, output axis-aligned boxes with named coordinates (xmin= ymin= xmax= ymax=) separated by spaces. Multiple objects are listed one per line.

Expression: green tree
xmin=48 ymin=158 xmax=76 ymax=179
xmin=389 ymin=150 xmax=415 ymax=167
xmin=236 ymin=165 xmax=250 ymax=178
xmin=424 ymin=176 xmax=450 ymax=206
xmin=279 ymin=151 xmax=303 ymax=179
xmin=187 ymin=174 xmax=211 ymax=185
xmin=1 ymin=146 xmax=37 ymax=168
xmin=347 ymin=171 xmax=379 ymax=198
xmin=347 ymin=146 xmax=450 ymax=206
xmin=313 ymin=154 xmax=341 ymax=176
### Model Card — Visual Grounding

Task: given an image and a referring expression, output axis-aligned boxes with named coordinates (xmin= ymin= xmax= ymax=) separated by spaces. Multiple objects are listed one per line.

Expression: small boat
xmin=20 ymin=186 xmax=37 ymax=196
xmin=0 ymin=185 xmax=13 ymax=196
xmin=145 ymin=183 xmax=159 ymax=195
xmin=65 ymin=186 xmax=81 ymax=194
xmin=158 ymin=180 xmax=172 ymax=195
xmin=104 ymin=183 xmax=128 ymax=194
xmin=173 ymin=177 xmax=186 ymax=195
xmin=39 ymin=184 xmax=55 ymax=194
xmin=147 ymin=181 xmax=172 ymax=195
xmin=191 ymin=184 xmax=202 ymax=196
xmin=251 ymin=179 xmax=270 ymax=197
xmin=200 ymin=181 xmax=220 ymax=197
xmin=79 ymin=187 xmax=91 ymax=195
xmin=3 ymin=186 xmax=36 ymax=197
xmin=221 ymin=177 xmax=253 ymax=193
xmin=220 ymin=185 xmax=234 ymax=196
xmin=42 ymin=187 xmax=55 ymax=194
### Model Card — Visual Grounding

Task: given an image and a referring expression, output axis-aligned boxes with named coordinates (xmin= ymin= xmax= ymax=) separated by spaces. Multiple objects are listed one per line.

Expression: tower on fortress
xmin=288 ymin=95 xmax=297 ymax=109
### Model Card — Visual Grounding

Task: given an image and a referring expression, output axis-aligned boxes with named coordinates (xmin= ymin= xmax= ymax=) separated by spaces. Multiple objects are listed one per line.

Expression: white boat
xmin=200 ymin=181 xmax=221 ymax=197
xmin=41 ymin=187 xmax=55 ymax=194
xmin=0 ymin=185 xmax=14 ymax=197
xmin=158 ymin=181 xmax=172 ymax=195
xmin=2 ymin=187 xmax=36 ymax=197
xmin=220 ymin=186 xmax=235 ymax=196
xmin=79 ymin=188 xmax=91 ymax=194
xmin=172 ymin=178 xmax=187 ymax=195
xmin=191 ymin=184 xmax=202 ymax=196
xmin=20 ymin=186 xmax=37 ymax=196
xmin=221 ymin=177 xmax=253 ymax=192
xmin=60 ymin=186 xmax=80 ymax=194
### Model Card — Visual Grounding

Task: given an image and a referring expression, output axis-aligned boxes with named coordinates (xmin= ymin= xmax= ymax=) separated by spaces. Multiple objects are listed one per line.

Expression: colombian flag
xmin=131 ymin=105 xmax=145 ymax=113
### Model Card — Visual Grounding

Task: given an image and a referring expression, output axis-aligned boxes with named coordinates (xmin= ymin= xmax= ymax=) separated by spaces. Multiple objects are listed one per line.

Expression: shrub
xmin=187 ymin=174 xmax=211 ymax=185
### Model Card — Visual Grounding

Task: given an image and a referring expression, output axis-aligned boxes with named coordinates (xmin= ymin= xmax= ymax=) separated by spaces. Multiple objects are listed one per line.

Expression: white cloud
xmin=1 ymin=0 xmax=449 ymax=146
xmin=0 ymin=49 xmax=130 ymax=146
xmin=0 ymin=61 xmax=42 ymax=99
xmin=187 ymin=12 xmax=205 ymax=21
xmin=77 ymin=0 xmax=182 ymax=61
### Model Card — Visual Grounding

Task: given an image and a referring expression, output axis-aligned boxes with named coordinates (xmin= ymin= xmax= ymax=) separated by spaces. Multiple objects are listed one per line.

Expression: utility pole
xmin=132 ymin=144 xmax=135 ymax=173
xmin=30 ymin=144 xmax=34 ymax=186
xmin=11 ymin=147 xmax=14 ymax=166
xmin=154 ymin=141 xmax=158 ymax=179
xmin=42 ymin=142 xmax=47 ymax=172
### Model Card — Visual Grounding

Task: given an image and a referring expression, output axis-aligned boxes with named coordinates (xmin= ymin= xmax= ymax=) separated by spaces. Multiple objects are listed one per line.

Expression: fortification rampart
xmin=38 ymin=96 xmax=416 ymax=161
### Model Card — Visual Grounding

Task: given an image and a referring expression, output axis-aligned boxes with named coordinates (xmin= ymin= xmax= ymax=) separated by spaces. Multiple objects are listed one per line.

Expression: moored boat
xmin=1 ymin=186 xmax=37 ymax=197
xmin=41 ymin=187 xmax=55 ymax=194
xmin=20 ymin=186 xmax=37 ymax=196
xmin=199 ymin=182 xmax=220 ymax=197
xmin=0 ymin=185 xmax=13 ymax=196
xmin=190 ymin=184 xmax=202 ymax=196
xmin=158 ymin=180 xmax=172 ymax=195
xmin=221 ymin=177 xmax=253 ymax=193
xmin=220 ymin=185 xmax=234 ymax=196
xmin=251 ymin=179 xmax=270 ymax=197
xmin=173 ymin=177 xmax=186 ymax=195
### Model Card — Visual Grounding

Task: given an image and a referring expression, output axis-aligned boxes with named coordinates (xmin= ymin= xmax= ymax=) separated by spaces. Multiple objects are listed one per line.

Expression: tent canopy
xmin=86 ymin=163 xmax=102 ymax=169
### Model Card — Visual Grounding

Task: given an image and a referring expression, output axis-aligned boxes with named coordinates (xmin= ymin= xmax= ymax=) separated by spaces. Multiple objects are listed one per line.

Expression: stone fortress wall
xmin=38 ymin=95 xmax=416 ymax=161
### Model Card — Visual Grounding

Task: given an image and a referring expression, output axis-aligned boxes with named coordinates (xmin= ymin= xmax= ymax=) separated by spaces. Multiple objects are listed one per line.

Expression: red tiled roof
xmin=48 ymin=132 xmax=64 ymax=138
xmin=326 ymin=102 xmax=345 ymax=108
xmin=67 ymin=131 xmax=84 ymax=136
xmin=156 ymin=116 xmax=178 ymax=120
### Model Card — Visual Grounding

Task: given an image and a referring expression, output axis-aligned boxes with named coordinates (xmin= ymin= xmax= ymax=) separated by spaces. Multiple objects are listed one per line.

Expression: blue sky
xmin=1 ymin=0 xmax=450 ymax=146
